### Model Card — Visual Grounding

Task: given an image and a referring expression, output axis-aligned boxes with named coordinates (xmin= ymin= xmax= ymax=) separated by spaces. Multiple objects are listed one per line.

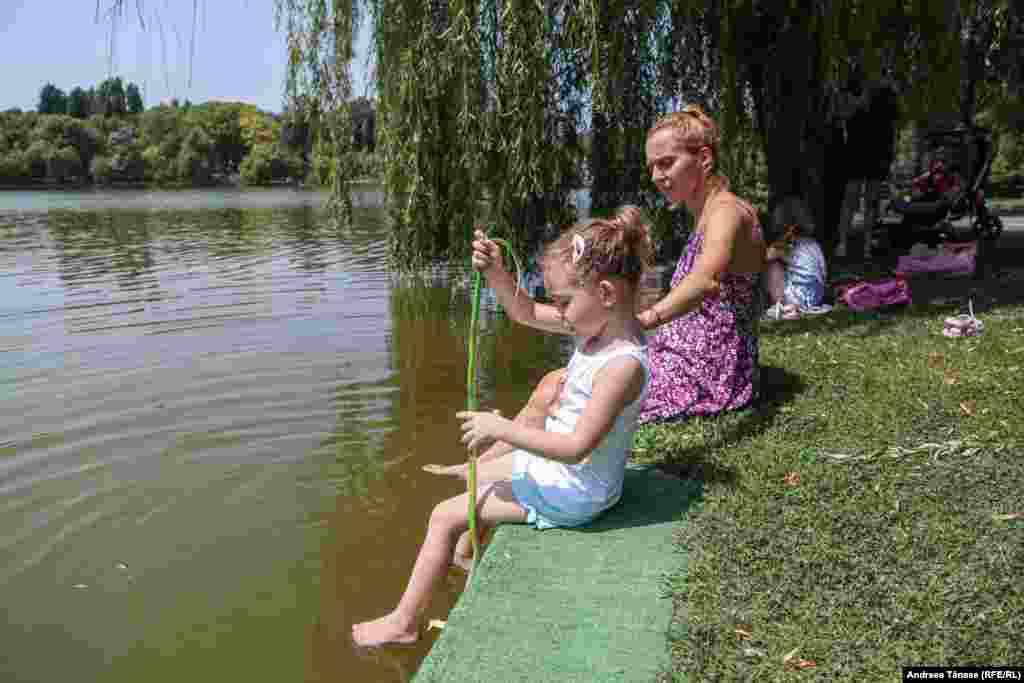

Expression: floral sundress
xmin=639 ymin=198 xmax=762 ymax=423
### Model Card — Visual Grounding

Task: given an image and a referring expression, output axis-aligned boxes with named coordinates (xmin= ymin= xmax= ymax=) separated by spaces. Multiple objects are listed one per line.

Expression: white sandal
xmin=942 ymin=300 xmax=984 ymax=338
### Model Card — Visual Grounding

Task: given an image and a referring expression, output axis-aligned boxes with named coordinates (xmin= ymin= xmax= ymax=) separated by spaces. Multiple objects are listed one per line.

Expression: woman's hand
xmin=456 ymin=409 xmax=507 ymax=452
xmin=637 ymin=307 xmax=661 ymax=330
xmin=471 ymin=229 xmax=505 ymax=276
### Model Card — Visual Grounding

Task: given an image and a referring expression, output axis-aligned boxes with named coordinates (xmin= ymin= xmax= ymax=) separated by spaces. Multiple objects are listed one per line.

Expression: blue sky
xmin=0 ymin=0 xmax=372 ymax=114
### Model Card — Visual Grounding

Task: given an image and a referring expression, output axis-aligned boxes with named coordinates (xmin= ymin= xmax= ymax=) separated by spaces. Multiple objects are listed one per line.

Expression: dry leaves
xmin=959 ymin=401 xmax=976 ymax=417
xmin=927 ymin=352 xmax=945 ymax=368
xmin=735 ymin=627 xmax=753 ymax=640
xmin=782 ymin=647 xmax=817 ymax=670
xmin=783 ymin=471 xmax=801 ymax=486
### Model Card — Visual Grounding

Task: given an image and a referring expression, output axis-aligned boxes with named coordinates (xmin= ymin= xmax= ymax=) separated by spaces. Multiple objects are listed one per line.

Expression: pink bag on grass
xmin=895 ymin=242 xmax=977 ymax=278
xmin=836 ymin=275 xmax=911 ymax=311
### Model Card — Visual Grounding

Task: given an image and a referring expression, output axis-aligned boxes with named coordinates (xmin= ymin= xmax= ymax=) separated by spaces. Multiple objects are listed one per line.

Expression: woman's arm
xmin=638 ymin=202 xmax=755 ymax=330
xmin=457 ymin=357 xmax=645 ymax=464
xmin=472 ymin=230 xmax=568 ymax=335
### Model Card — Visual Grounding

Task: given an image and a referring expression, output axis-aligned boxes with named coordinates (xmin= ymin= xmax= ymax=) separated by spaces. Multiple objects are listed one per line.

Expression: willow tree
xmin=104 ymin=0 xmax=1022 ymax=262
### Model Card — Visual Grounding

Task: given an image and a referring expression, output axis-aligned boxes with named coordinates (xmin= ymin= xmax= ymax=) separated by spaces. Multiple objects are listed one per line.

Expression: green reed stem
xmin=466 ymin=266 xmax=483 ymax=574
xmin=465 ymin=234 xmax=523 ymax=575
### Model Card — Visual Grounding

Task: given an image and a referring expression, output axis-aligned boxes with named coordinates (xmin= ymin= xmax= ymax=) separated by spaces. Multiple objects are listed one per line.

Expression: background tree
xmin=38 ymin=83 xmax=68 ymax=115
xmin=100 ymin=0 xmax=1024 ymax=264
xmin=126 ymin=82 xmax=145 ymax=114
xmin=96 ymin=77 xmax=127 ymax=116
xmin=67 ymin=87 xmax=90 ymax=119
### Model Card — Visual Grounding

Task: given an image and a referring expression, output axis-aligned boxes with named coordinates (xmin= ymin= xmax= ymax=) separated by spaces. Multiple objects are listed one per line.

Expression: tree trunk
xmin=750 ymin=20 xmax=830 ymax=246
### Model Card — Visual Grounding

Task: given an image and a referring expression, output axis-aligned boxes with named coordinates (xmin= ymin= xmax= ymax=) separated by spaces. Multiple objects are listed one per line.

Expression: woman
xmin=637 ymin=105 xmax=765 ymax=423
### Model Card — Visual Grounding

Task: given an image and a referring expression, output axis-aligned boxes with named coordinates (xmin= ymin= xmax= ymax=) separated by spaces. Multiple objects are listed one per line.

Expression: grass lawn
xmin=634 ymin=284 xmax=1024 ymax=681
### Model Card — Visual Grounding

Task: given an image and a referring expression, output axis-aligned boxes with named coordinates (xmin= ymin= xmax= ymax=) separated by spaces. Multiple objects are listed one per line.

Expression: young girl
xmin=352 ymin=206 xmax=653 ymax=647
xmin=763 ymin=196 xmax=828 ymax=319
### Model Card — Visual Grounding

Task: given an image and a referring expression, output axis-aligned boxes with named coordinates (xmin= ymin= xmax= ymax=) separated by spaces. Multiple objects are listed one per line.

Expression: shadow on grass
xmin=575 ymin=466 xmax=704 ymax=534
xmin=636 ymin=365 xmax=804 ymax=487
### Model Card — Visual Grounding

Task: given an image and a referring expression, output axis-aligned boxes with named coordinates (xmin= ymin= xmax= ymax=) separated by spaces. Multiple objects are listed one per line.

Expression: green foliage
xmin=270 ymin=0 xmax=1024 ymax=268
xmin=238 ymin=105 xmax=278 ymax=150
xmin=275 ymin=0 xmax=360 ymax=225
xmin=96 ymin=77 xmax=127 ymax=116
xmin=32 ymin=114 xmax=101 ymax=172
xmin=176 ymin=127 xmax=216 ymax=185
xmin=239 ymin=144 xmax=274 ymax=185
xmin=0 ymin=96 xmax=342 ymax=188
xmin=90 ymin=155 xmax=114 ymax=185
xmin=23 ymin=140 xmax=54 ymax=179
xmin=46 ymin=146 xmax=83 ymax=182
xmin=0 ymin=151 xmax=29 ymax=182
xmin=37 ymin=83 xmax=67 ymax=115
xmin=67 ymin=87 xmax=90 ymax=119
xmin=982 ymin=95 xmax=1024 ymax=179
xmin=126 ymin=83 xmax=144 ymax=115
xmin=238 ymin=143 xmax=300 ymax=185
xmin=187 ymin=101 xmax=248 ymax=171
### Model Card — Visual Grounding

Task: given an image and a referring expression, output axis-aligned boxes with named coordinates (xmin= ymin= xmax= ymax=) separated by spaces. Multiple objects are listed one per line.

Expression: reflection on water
xmin=0 ymin=189 xmax=562 ymax=682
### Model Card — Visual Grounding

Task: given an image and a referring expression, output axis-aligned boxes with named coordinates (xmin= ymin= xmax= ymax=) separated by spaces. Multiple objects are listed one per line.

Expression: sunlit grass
xmin=634 ymin=303 xmax=1024 ymax=681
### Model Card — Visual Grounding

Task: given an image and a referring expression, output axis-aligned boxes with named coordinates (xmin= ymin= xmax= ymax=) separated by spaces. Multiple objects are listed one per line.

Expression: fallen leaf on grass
xmin=782 ymin=647 xmax=817 ymax=670
xmin=993 ymin=512 xmax=1024 ymax=521
xmin=427 ymin=619 xmax=446 ymax=631
xmin=944 ymin=375 xmax=959 ymax=385
xmin=783 ymin=471 xmax=801 ymax=486
xmin=927 ymin=352 xmax=945 ymax=368
xmin=960 ymin=401 xmax=976 ymax=416
xmin=735 ymin=627 xmax=753 ymax=639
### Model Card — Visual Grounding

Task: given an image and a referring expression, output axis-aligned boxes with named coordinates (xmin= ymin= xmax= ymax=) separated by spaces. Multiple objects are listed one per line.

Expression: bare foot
xmin=422 ymin=463 xmax=466 ymax=479
xmin=352 ymin=611 xmax=418 ymax=647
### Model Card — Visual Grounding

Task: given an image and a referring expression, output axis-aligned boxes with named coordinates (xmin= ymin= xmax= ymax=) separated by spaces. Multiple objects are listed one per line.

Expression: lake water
xmin=0 ymin=188 xmax=566 ymax=682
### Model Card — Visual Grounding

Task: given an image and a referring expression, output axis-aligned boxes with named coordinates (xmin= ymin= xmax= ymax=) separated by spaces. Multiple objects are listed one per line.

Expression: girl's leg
xmin=763 ymin=261 xmax=786 ymax=306
xmin=352 ymin=480 xmax=528 ymax=647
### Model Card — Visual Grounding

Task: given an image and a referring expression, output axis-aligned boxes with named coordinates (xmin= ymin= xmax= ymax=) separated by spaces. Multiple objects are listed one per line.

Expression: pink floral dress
xmin=639 ymin=198 xmax=762 ymax=423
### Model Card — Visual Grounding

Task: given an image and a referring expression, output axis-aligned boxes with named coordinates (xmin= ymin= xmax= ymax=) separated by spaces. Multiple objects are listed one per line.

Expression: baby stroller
xmin=885 ymin=126 xmax=1004 ymax=249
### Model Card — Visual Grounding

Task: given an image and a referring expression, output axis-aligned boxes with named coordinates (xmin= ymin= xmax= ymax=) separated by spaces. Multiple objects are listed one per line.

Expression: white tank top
xmin=516 ymin=339 xmax=650 ymax=512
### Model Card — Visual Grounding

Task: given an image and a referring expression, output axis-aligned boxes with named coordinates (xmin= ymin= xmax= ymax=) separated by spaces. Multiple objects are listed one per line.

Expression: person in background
xmin=837 ymin=74 xmax=900 ymax=259
xmin=762 ymin=197 xmax=829 ymax=320
xmin=910 ymin=158 xmax=962 ymax=202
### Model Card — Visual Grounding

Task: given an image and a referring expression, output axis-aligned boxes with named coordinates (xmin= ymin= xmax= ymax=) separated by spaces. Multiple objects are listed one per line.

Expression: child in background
xmin=763 ymin=197 xmax=828 ymax=320
xmin=353 ymin=206 xmax=653 ymax=647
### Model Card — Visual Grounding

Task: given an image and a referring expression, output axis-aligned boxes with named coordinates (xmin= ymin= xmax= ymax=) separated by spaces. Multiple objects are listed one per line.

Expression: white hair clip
xmin=571 ymin=234 xmax=586 ymax=264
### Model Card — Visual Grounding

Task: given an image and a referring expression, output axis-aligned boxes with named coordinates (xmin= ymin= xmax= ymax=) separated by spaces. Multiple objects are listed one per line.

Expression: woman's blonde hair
xmin=648 ymin=104 xmax=729 ymax=195
xmin=547 ymin=205 xmax=655 ymax=286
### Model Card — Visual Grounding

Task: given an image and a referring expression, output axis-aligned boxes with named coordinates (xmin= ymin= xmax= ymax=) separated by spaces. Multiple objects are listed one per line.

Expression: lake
xmin=0 ymin=187 xmax=567 ymax=682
